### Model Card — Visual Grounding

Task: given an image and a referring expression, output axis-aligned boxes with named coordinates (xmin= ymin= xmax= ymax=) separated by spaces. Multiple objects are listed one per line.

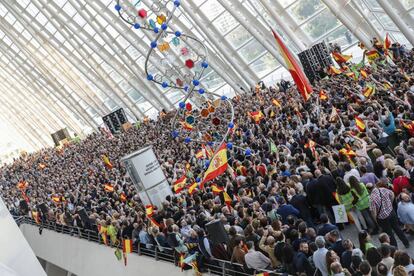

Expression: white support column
xmin=181 ymin=0 xmax=258 ymax=87
xmin=349 ymin=0 xmax=383 ymax=39
xmin=389 ymin=0 xmax=414 ymax=30
xmin=259 ymin=0 xmax=307 ymax=51
xmin=218 ymin=0 xmax=289 ymax=70
xmin=321 ymin=0 xmax=372 ymax=47
xmin=377 ymin=0 xmax=414 ymax=45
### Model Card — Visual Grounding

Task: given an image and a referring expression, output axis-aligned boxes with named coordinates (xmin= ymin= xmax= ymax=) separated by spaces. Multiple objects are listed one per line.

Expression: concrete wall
xmin=20 ymin=224 xmax=193 ymax=276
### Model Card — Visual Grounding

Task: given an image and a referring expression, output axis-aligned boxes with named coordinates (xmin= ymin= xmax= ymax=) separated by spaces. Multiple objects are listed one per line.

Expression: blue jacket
xmin=276 ymin=204 xmax=300 ymax=223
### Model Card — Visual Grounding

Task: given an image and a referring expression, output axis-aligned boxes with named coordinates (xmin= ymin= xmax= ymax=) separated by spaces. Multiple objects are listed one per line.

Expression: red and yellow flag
xmin=123 ymin=239 xmax=133 ymax=253
xmin=272 ymin=29 xmax=313 ymax=101
xmin=366 ymin=50 xmax=380 ymax=61
xmin=223 ymin=191 xmax=232 ymax=210
xmin=201 ymin=143 xmax=228 ymax=186
xmin=363 ymin=85 xmax=375 ymax=98
xmin=52 ymin=196 xmax=62 ymax=203
xmin=339 ymin=145 xmax=356 ymax=158
xmin=355 ymin=116 xmax=366 ymax=132
xmin=256 ymin=272 xmax=269 ymax=276
xmin=145 ymin=205 xmax=160 ymax=227
xmin=384 ymin=33 xmax=392 ymax=50
xmin=332 ymin=52 xmax=352 ymax=64
xmin=272 ymin=99 xmax=281 ymax=108
xmin=360 ymin=69 xmax=368 ymax=79
xmin=119 ymin=193 xmax=127 ymax=202
xmin=104 ymin=184 xmax=114 ymax=192
xmin=180 ymin=121 xmax=193 ymax=131
xmin=188 ymin=182 xmax=198 ymax=195
xmin=17 ymin=181 xmax=28 ymax=190
xmin=32 ymin=211 xmax=40 ymax=224
xmin=211 ymin=184 xmax=224 ymax=195
xmin=249 ymin=111 xmax=264 ymax=124
xmin=319 ymin=90 xmax=328 ymax=101
xmin=328 ymin=65 xmax=342 ymax=75
xmin=195 ymin=150 xmax=204 ymax=159
xmin=102 ymin=155 xmax=113 ymax=170
xmin=173 ymin=175 xmax=187 ymax=194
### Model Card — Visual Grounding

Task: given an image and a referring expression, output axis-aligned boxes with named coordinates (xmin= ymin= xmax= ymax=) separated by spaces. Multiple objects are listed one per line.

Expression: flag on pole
xmin=360 ymin=69 xmax=368 ymax=78
xmin=272 ymin=99 xmax=281 ymax=108
xmin=188 ymin=182 xmax=198 ymax=195
xmin=332 ymin=52 xmax=352 ymax=64
xmin=249 ymin=111 xmax=264 ymax=124
xmin=211 ymin=184 xmax=224 ymax=195
xmin=104 ymin=184 xmax=114 ymax=192
xmin=123 ymin=239 xmax=133 ymax=253
xmin=319 ymin=90 xmax=328 ymax=101
xmin=328 ymin=65 xmax=342 ymax=75
xmin=384 ymin=33 xmax=392 ymax=50
xmin=201 ymin=143 xmax=228 ymax=186
xmin=355 ymin=116 xmax=366 ymax=132
xmin=271 ymin=29 xmax=313 ymax=101
xmin=102 ymin=155 xmax=113 ymax=170
xmin=363 ymin=84 xmax=375 ymax=98
xmin=195 ymin=150 xmax=204 ymax=159
xmin=173 ymin=175 xmax=187 ymax=193
xmin=98 ymin=225 xmax=108 ymax=245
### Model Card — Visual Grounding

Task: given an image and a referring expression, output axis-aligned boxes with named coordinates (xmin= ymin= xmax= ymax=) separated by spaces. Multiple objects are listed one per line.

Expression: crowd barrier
xmin=14 ymin=216 xmax=281 ymax=276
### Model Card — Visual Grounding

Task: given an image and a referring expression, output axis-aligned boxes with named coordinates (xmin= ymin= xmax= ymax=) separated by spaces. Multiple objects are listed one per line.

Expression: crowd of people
xmin=1 ymin=39 xmax=414 ymax=275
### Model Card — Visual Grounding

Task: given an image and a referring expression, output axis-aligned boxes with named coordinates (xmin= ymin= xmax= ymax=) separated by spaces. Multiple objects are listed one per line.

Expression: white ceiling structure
xmin=0 ymin=0 xmax=413 ymax=151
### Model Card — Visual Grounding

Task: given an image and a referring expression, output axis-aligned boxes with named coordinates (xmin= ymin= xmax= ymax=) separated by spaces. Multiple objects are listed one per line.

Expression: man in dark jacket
xmin=293 ymin=241 xmax=315 ymax=275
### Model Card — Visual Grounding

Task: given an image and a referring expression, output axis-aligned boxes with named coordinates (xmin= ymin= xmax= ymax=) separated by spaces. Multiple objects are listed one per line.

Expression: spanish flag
xmin=188 ymin=182 xmax=198 ymax=195
xmin=363 ymin=85 xmax=375 ymax=98
xmin=403 ymin=121 xmax=414 ymax=136
xmin=119 ymin=193 xmax=127 ymax=202
xmin=98 ymin=225 xmax=108 ymax=245
xmin=332 ymin=52 xmax=352 ymax=64
xmin=180 ymin=121 xmax=193 ymax=131
xmin=195 ymin=150 xmax=204 ymax=159
xmin=32 ymin=211 xmax=40 ymax=224
xmin=272 ymin=29 xmax=313 ymax=101
xmin=123 ymin=239 xmax=133 ymax=253
xmin=256 ymin=273 xmax=269 ymax=276
xmin=145 ymin=205 xmax=160 ymax=227
xmin=355 ymin=116 xmax=366 ymax=132
xmin=360 ymin=69 xmax=368 ymax=78
xmin=173 ymin=175 xmax=187 ymax=193
xmin=52 ymin=196 xmax=61 ymax=203
xmin=104 ymin=184 xmax=114 ymax=192
xmin=345 ymin=72 xmax=356 ymax=79
xmin=304 ymin=139 xmax=316 ymax=149
xmin=319 ymin=90 xmax=328 ymax=101
xmin=211 ymin=184 xmax=224 ymax=195
xmin=201 ymin=143 xmax=228 ymax=186
xmin=384 ymin=33 xmax=392 ymax=50
xmin=17 ymin=181 xmax=28 ymax=190
xmin=102 ymin=155 xmax=113 ymax=170
xmin=223 ymin=191 xmax=232 ymax=210
xmin=339 ymin=145 xmax=356 ymax=158
xmin=328 ymin=65 xmax=342 ymax=75
xmin=272 ymin=99 xmax=281 ymax=108
xmin=249 ymin=111 xmax=264 ymax=124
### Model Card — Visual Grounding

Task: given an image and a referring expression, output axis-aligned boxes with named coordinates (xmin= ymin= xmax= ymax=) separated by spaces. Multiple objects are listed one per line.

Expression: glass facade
xmin=0 ymin=0 xmax=412 ymax=151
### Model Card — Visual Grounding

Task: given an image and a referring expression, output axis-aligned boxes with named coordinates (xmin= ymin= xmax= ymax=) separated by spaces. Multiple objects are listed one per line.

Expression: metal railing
xmin=15 ymin=216 xmax=280 ymax=276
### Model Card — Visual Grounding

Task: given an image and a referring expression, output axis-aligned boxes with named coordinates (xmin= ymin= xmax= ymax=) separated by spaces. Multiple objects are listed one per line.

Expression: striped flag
xmin=195 ymin=149 xmax=204 ymax=159
xmin=249 ymin=111 xmax=264 ymax=124
xmin=173 ymin=175 xmax=187 ymax=194
xmin=363 ymin=85 xmax=375 ymax=98
xmin=104 ymin=184 xmax=114 ymax=192
xmin=188 ymin=182 xmax=198 ymax=195
xmin=384 ymin=33 xmax=392 ymax=50
xmin=332 ymin=52 xmax=352 ymax=63
xmin=355 ymin=116 xmax=366 ymax=132
xmin=223 ymin=191 xmax=232 ymax=211
xmin=123 ymin=239 xmax=133 ymax=253
xmin=211 ymin=184 xmax=224 ymax=195
xmin=201 ymin=143 xmax=228 ymax=186
xmin=102 ymin=155 xmax=113 ymax=170
xmin=272 ymin=29 xmax=313 ymax=101
xmin=180 ymin=121 xmax=193 ymax=131
xmin=360 ymin=69 xmax=368 ymax=78
xmin=272 ymin=99 xmax=281 ymax=108
xmin=145 ymin=205 xmax=160 ymax=227
xmin=328 ymin=65 xmax=342 ymax=75
xmin=319 ymin=90 xmax=328 ymax=101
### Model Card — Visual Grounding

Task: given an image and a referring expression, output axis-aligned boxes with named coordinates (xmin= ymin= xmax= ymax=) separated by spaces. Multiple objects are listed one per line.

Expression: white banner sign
xmin=332 ymin=204 xmax=348 ymax=224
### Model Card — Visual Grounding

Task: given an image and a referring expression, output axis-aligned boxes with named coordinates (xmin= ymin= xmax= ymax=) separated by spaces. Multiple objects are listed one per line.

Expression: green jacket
xmin=352 ymin=183 xmax=370 ymax=211
xmin=338 ymin=191 xmax=354 ymax=211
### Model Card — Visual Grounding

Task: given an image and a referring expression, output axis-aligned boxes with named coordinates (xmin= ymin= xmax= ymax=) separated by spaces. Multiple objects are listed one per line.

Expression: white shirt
xmin=313 ymin=247 xmax=329 ymax=276
xmin=343 ymin=169 xmax=361 ymax=184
